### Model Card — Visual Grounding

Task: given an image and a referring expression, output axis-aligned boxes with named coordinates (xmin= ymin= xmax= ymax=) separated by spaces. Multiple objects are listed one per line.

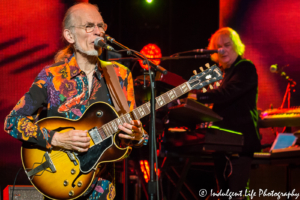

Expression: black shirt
xmin=197 ymin=56 xmax=261 ymax=153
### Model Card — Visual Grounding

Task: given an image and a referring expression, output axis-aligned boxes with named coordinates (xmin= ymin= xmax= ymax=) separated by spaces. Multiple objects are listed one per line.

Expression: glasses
xmin=71 ymin=23 xmax=107 ymax=33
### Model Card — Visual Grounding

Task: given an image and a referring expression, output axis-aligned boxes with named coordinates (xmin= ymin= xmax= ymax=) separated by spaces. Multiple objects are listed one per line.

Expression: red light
xmin=139 ymin=44 xmax=162 ymax=70
xmin=139 ymin=160 xmax=161 ymax=183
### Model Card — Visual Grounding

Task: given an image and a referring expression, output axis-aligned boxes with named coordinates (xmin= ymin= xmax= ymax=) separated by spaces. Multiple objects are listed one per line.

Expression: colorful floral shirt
xmin=4 ymin=54 xmax=136 ymax=149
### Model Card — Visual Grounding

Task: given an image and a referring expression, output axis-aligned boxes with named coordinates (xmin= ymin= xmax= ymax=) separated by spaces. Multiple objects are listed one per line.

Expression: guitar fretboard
xmin=95 ymin=82 xmax=192 ymax=141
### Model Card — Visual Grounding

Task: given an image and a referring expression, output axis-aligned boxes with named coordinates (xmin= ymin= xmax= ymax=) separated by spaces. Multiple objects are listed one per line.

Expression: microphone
xmin=194 ymin=48 xmax=225 ymax=55
xmin=270 ymin=64 xmax=279 ymax=73
xmin=270 ymin=64 xmax=288 ymax=74
xmin=270 ymin=64 xmax=296 ymax=85
xmin=94 ymin=37 xmax=115 ymax=51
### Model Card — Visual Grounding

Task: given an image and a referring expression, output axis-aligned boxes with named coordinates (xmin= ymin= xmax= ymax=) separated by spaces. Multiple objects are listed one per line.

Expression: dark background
xmin=90 ymin=0 xmax=219 ymax=80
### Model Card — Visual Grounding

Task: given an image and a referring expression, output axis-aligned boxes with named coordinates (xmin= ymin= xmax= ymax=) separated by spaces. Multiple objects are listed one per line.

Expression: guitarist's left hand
xmin=118 ymin=120 xmax=144 ymax=141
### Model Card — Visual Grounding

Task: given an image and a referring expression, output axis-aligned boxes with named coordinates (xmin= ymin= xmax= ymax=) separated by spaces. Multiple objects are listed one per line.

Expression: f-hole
xmin=53 ymin=127 xmax=75 ymax=132
xmin=71 ymin=171 xmax=85 ymax=188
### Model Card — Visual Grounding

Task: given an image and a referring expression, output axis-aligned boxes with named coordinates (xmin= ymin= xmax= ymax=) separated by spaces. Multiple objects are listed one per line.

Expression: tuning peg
xmin=193 ymin=70 xmax=197 ymax=75
xmin=216 ymin=82 xmax=220 ymax=87
xmin=199 ymin=67 xmax=204 ymax=72
xmin=202 ymin=87 xmax=207 ymax=93
xmin=209 ymin=84 xmax=213 ymax=89
xmin=205 ymin=63 xmax=210 ymax=68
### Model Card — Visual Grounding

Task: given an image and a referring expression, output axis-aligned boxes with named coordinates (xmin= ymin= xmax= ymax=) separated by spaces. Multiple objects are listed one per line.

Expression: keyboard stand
xmin=160 ymin=152 xmax=214 ymax=200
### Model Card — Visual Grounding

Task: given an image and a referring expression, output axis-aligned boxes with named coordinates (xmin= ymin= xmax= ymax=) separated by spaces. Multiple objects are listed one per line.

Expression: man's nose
xmin=94 ymin=26 xmax=105 ymax=36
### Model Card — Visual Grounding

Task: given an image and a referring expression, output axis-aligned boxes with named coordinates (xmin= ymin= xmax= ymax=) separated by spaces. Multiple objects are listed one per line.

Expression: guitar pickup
xmin=89 ymin=127 xmax=102 ymax=145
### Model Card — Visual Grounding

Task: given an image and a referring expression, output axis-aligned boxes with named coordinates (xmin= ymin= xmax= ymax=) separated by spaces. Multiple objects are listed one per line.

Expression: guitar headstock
xmin=188 ymin=64 xmax=223 ymax=91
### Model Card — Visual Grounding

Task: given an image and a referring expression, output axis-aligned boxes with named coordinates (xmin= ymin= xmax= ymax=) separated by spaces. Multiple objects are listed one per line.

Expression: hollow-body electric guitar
xmin=21 ymin=65 xmax=222 ymax=199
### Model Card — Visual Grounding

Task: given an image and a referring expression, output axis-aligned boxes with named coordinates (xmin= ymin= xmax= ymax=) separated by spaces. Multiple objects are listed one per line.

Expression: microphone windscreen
xmin=94 ymin=37 xmax=105 ymax=48
xmin=218 ymin=48 xmax=225 ymax=55
xmin=270 ymin=64 xmax=278 ymax=73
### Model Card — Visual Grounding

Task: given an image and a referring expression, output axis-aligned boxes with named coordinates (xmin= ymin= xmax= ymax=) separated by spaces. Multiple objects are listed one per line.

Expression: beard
xmin=74 ymin=37 xmax=100 ymax=57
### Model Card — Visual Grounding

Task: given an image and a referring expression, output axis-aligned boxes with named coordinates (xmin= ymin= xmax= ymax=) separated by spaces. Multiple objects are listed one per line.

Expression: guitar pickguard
xmin=76 ymin=136 xmax=113 ymax=173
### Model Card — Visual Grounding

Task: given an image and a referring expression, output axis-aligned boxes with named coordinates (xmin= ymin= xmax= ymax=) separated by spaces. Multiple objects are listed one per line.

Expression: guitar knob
xmin=71 ymin=168 xmax=76 ymax=175
xmin=209 ymin=84 xmax=214 ymax=89
xmin=205 ymin=63 xmax=210 ymax=68
xmin=199 ymin=67 xmax=204 ymax=72
xmin=64 ymin=180 xmax=69 ymax=186
xmin=193 ymin=70 xmax=197 ymax=75
xmin=202 ymin=88 xmax=207 ymax=93
xmin=77 ymin=181 xmax=83 ymax=187
xmin=69 ymin=190 xmax=74 ymax=197
xmin=216 ymin=82 xmax=220 ymax=87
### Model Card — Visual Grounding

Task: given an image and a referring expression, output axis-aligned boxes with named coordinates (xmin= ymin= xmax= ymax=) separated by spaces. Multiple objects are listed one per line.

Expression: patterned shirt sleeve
xmin=4 ymin=68 xmax=54 ymax=149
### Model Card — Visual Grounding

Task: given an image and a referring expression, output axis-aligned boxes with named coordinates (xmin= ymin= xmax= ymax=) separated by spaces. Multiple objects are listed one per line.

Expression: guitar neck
xmin=97 ymin=82 xmax=192 ymax=138
xmin=133 ymin=81 xmax=192 ymax=119
xmin=90 ymin=65 xmax=222 ymax=145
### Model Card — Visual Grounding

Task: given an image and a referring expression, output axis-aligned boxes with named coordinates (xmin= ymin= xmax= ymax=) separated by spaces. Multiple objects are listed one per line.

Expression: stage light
xmin=139 ymin=43 xmax=162 ymax=70
xmin=146 ymin=0 xmax=153 ymax=3
xmin=139 ymin=160 xmax=160 ymax=183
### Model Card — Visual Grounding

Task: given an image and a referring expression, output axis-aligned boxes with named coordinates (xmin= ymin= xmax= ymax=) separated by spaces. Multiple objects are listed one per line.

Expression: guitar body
xmin=21 ymin=102 xmax=131 ymax=200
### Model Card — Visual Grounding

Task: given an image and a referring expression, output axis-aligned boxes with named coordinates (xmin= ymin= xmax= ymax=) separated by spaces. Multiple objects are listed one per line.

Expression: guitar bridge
xmin=66 ymin=151 xmax=78 ymax=166
xmin=26 ymin=152 xmax=56 ymax=179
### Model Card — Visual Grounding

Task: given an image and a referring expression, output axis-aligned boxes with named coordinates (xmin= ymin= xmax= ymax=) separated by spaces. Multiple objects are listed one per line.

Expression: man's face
xmin=72 ymin=6 xmax=105 ymax=56
xmin=216 ymin=35 xmax=238 ymax=68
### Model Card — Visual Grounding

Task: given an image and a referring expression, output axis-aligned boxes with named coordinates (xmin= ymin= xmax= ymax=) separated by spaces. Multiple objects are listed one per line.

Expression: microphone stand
xmin=279 ymin=70 xmax=296 ymax=133
xmin=106 ymin=35 xmax=165 ymax=200
xmin=280 ymin=72 xmax=296 ymax=109
xmin=105 ymin=35 xmax=167 ymax=75
xmin=108 ymin=54 xmax=210 ymax=61
xmin=108 ymin=54 xmax=210 ymax=62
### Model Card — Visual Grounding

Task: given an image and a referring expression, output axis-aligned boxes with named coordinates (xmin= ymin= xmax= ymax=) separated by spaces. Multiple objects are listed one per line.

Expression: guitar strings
xmin=47 ymin=123 xmax=122 ymax=162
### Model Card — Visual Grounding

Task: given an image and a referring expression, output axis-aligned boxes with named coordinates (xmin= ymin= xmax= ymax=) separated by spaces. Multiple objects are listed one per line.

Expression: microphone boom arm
xmin=105 ymin=35 xmax=168 ymax=75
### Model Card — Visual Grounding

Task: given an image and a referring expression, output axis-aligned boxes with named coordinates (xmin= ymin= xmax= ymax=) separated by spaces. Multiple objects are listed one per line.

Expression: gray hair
xmin=54 ymin=3 xmax=100 ymax=62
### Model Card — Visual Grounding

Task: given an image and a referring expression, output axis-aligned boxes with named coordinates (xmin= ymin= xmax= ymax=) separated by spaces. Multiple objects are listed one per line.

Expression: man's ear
xmin=104 ymin=23 xmax=108 ymax=32
xmin=64 ymin=29 xmax=75 ymax=44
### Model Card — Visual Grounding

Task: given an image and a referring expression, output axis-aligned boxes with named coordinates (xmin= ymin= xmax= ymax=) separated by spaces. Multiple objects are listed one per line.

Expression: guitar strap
xmin=98 ymin=59 xmax=130 ymax=116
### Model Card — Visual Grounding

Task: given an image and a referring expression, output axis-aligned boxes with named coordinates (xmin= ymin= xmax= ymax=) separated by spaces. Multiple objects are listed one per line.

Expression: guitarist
xmin=4 ymin=3 xmax=148 ymax=200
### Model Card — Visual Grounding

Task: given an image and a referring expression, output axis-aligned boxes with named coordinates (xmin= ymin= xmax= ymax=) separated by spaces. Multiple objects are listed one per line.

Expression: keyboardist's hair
xmin=208 ymin=27 xmax=245 ymax=64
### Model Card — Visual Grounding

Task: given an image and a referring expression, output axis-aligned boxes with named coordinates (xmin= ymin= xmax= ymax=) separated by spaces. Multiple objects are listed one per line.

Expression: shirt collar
xmin=224 ymin=56 xmax=242 ymax=73
xmin=66 ymin=54 xmax=102 ymax=79
xmin=66 ymin=54 xmax=81 ymax=79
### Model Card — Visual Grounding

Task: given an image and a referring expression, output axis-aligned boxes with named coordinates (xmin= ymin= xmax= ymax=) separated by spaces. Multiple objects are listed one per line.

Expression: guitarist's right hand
xmin=51 ymin=130 xmax=91 ymax=152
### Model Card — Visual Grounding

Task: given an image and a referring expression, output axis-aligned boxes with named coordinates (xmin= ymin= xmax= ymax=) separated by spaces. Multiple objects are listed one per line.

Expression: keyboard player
xmin=195 ymin=27 xmax=261 ymax=199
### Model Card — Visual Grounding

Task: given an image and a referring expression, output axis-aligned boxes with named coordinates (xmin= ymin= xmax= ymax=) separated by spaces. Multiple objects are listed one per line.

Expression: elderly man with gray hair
xmin=5 ymin=3 xmax=148 ymax=200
